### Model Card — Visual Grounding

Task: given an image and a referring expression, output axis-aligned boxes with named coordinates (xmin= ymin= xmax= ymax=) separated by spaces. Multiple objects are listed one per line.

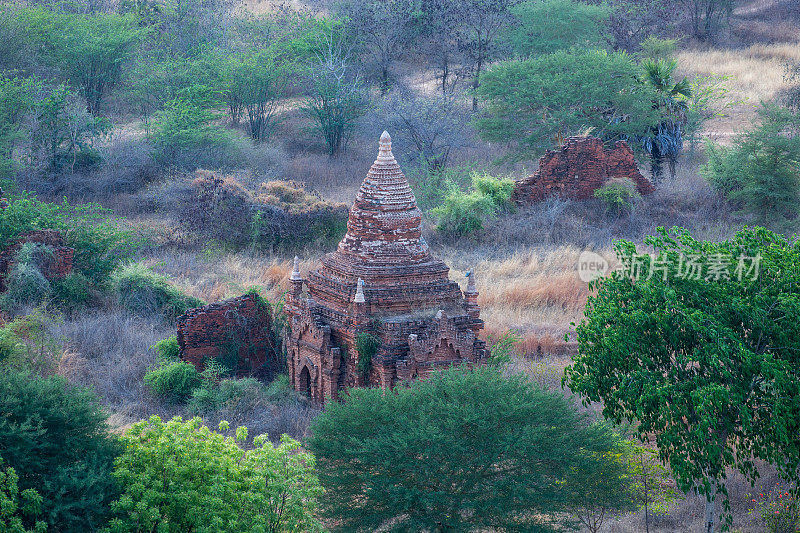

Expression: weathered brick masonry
xmin=285 ymin=132 xmax=487 ymax=404
xmin=0 ymin=230 xmax=74 ymax=291
xmin=177 ymin=294 xmax=275 ymax=377
xmin=513 ymin=136 xmax=654 ymax=203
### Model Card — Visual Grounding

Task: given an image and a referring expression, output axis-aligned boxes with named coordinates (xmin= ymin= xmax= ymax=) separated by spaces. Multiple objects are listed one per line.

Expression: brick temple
xmin=285 ymin=131 xmax=487 ymax=403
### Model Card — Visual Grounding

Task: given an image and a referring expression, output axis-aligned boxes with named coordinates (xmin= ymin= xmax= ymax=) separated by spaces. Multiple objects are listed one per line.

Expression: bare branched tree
xmin=303 ymin=28 xmax=369 ymax=156
xmin=380 ymin=88 xmax=472 ymax=170
xmin=453 ymin=0 xmax=522 ymax=111
xmin=333 ymin=0 xmax=418 ymax=95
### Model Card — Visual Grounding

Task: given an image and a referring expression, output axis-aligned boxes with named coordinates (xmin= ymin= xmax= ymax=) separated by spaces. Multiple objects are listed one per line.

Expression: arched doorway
xmin=299 ymin=366 xmax=311 ymax=398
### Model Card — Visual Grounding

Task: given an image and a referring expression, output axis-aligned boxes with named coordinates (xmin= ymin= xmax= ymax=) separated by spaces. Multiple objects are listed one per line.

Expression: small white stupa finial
xmin=354 ymin=278 xmax=366 ymax=303
xmin=466 ymin=270 xmax=476 ymax=293
xmin=377 ymin=131 xmax=394 ymax=162
xmin=290 ymin=256 xmax=301 ymax=281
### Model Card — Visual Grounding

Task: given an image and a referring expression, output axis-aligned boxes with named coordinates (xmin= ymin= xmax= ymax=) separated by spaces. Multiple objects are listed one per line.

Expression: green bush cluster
xmin=355 ymin=332 xmax=380 ymax=379
xmin=0 ymin=192 xmax=143 ymax=286
xmin=0 ymin=371 xmax=120 ymax=531
xmin=143 ymin=360 xmax=202 ymax=403
xmin=431 ymin=172 xmax=515 ymax=237
xmin=153 ymin=334 xmax=180 ymax=360
xmin=593 ymin=178 xmax=641 ymax=217
xmin=187 ymin=375 xmax=294 ymax=415
xmin=111 ymin=263 xmax=203 ymax=322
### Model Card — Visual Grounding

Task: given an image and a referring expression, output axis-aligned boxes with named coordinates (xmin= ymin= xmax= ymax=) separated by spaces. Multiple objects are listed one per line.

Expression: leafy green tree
xmin=565 ymin=226 xmax=800 ymax=532
xmin=149 ymin=84 xmax=234 ymax=167
xmin=29 ymin=84 xmax=111 ymax=175
xmin=52 ymin=12 xmax=141 ymax=115
xmin=0 ymin=76 xmax=37 ymax=178
xmin=0 ymin=371 xmax=120 ymax=531
xmin=212 ymin=48 xmax=295 ymax=141
xmin=503 ymin=0 xmax=610 ymax=57
xmin=0 ymin=457 xmax=46 ymax=533
xmin=107 ymin=416 xmax=323 ymax=533
xmin=309 ymin=365 xmax=625 ymax=532
xmin=475 ymin=49 xmax=658 ymax=158
xmin=303 ymin=26 xmax=369 ymax=155
xmin=11 ymin=8 xmax=141 ymax=115
xmin=702 ymin=104 xmax=800 ymax=230
xmin=565 ymin=439 xmax=638 ymax=533
xmin=622 ymin=441 xmax=681 ymax=533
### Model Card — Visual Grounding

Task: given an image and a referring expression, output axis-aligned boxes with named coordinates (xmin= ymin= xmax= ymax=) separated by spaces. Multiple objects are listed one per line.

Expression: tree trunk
xmin=472 ymin=51 xmax=483 ymax=111
xmin=704 ymin=486 xmax=717 ymax=533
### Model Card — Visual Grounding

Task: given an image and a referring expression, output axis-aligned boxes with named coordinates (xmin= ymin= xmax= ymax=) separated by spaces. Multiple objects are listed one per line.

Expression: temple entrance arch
xmin=299 ymin=366 xmax=311 ymax=397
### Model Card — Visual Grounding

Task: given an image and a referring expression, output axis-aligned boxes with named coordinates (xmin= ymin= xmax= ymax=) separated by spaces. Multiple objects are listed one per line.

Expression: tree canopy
xmin=702 ymin=104 xmax=800 ymax=230
xmin=475 ymin=48 xmax=659 ymax=158
xmin=309 ymin=365 xmax=630 ymax=532
xmin=565 ymin=226 xmax=800 ymax=530
xmin=0 ymin=371 xmax=120 ymax=531
xmin=107 ymin=416 xmax=323 ymax=533
xmin=503 ymin=0 xmax=610 ymax=57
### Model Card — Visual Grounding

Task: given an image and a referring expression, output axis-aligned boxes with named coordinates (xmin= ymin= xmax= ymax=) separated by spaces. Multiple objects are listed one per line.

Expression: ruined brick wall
xmin=0 ymin=230 xmax=74 ymax=291
xmin=513 ymin=136 xmax=654 ymax=203
xmin=177 ymin=294 xmax=275 ymax=378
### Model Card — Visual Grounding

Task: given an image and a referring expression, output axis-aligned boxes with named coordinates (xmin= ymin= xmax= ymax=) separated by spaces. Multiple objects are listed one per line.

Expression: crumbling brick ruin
xmin=0 ymin=230 xmax=74 ymax=292
xmin=513 ymin=136 xmax=654 ymax=203
xmin=177 ymin=293 xmax=275 ymax=378
xmin=285 ymin=132 xmax=488 ymax=404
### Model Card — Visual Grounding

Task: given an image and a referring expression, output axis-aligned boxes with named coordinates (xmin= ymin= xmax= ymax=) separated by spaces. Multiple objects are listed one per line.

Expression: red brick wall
xmin=0 ymin=230 xmax=74 ymax=291
xmin=177 ymin=294 xmax=275 ymax=377
xmin=513 ymin=136 xmax=654 ymax=203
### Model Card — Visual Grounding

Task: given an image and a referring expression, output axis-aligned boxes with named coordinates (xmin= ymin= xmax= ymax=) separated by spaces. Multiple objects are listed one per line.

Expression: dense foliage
xmin=111 ymin=262 xmax=203 ymax=321
xmin=107 ymin=416 xmax=323 ymax=533
xmin=566 ymin=226 xmax=800 ymax=529
xmin=309 ymin=365 xmax=630 ymax=532
xmin=0 ymin=371 xmax=120 ymax=531
xmin=476 ymin=49 xmax=659 ymax=158
xmin=703 ymin=104 xmax=800 ymax=230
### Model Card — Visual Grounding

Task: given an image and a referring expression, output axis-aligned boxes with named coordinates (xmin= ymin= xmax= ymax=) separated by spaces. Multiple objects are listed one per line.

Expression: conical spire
xmin=290 ymin=256 xmax=301 ymax=281
xmin=466 ymin=270 xmax=477 ymax=293
xmin=353 ymin=278 xmax=365 ymax=303
xmin=336 ymin=131 xmax=430 ymax=264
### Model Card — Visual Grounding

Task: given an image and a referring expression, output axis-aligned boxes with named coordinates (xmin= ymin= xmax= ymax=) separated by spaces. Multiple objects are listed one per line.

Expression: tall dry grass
xmin=446 ymin=246 xmax=613 ymax=357
xmin=678 ymin=41 xmax=800 ymax=138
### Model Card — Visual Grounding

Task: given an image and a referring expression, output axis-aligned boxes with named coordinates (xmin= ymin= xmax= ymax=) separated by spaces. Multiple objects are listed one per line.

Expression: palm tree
xmin=641 ymin=59 xmax=692 ymax=182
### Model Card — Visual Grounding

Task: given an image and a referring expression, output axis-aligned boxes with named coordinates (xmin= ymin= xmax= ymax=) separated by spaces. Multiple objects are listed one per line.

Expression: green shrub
xmin=144 ymin=360 xmax=201 ymax=403
xmin=472 ymin=172 xmax=515 ymax=209
xmin=111 ymin=262 xmax=203 ymax=321
xmin=405 ymin=164 xmax=474 ymax=211
xmin=0 ymin=456 xmax=47 ymax=533
xmin=432 ymin=191 xmax=498 ymax=237
xmin=51 ymin=271 xmax=92 ymax=311
xmin=0 ymin=192 xmax=144 ymax=285
xmin=356 ymin=332 xmax=380 ymax=379
xmin=0 ymin=326 xmax=25 ymax=363
xmin=593 ymin=178 xmax=641 ymax=217
xmin=107 ymin=416 xmax=323 ymax=533
xmin=429 ymin=172 xmax=515 ymax=238
xmin=152 ymin=334 xmax=180 ymax=360
xmin=1 ymin=262 xmax=51 ymax=311
xmin=150 ymin=84 xmax=237 ymax=169
xmin=265 ymin=373 xmax=295 ymax=403
xmin=0 ymin=371 xmax=120 ymax=531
